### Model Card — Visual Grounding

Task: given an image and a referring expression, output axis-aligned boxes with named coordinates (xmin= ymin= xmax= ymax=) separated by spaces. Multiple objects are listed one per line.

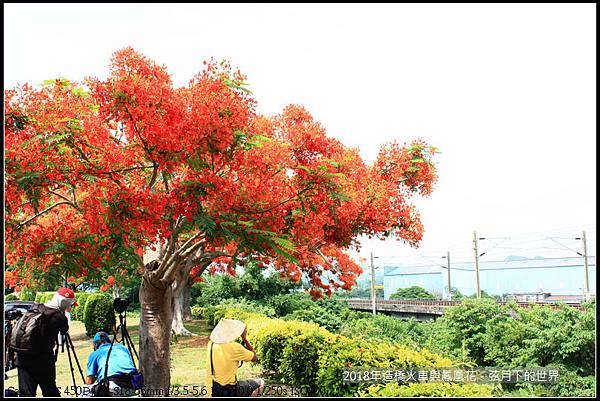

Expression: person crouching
xmin=205 ymin=319 xmax=265 ymax=397
xmin=86 ymin=332 xmax=137 ymax=397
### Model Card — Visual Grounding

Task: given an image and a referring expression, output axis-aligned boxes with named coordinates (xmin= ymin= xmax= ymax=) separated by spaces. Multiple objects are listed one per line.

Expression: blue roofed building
xmin=383 ymin=256 xmax=596 ymax=300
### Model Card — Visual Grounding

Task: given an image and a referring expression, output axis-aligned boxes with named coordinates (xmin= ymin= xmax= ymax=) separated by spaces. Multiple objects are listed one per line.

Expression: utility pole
xmin=370 ymin=252 xmax=376 ymax=315
xmin=549 ymin=232 xmax=591 ymax=302
xmin=582 ymin=230 xmax=590 ymax=301
xmin=446 ymin=251 xmax=452 ymax=301
xmin=473 ymin=231 xmax=481 ymax=298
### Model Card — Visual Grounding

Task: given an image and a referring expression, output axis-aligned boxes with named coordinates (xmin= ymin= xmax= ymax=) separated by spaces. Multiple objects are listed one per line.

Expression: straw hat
xmin=209 ymin=318 xmax=246 ymax=344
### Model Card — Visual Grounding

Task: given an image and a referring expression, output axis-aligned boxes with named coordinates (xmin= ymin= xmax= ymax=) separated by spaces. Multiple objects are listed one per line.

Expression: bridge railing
xmin=339 ymin=298 xmax=585 ymax=310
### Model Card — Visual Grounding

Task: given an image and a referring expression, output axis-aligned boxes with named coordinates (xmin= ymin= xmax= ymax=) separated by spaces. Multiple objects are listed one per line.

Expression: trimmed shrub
xmin=203 ymin=299 xmax=276 ymax=327
xmin=191 ymin=306 xmax=206 ymax=319
xmin=315 ymin=335 xmax=453 ymax=397
xmin=217 ymin=307 xmax=469 ymax=397
xmin=71 ymin=292 xmax=92 ymax=321
xmin=219 ymin=309 xmax=329 ymax=395
xmin=35 ymin=292 xmax=55 ymax=304
xmin=359 ymin=382 xmax=499 ymax=397
xmin=84 ymin=293 xmax=116 ymax=336
xmin=18 ymin=287 xmax=36 ymax=302
xmin=279 ymin=329 xmax=328 ymax=395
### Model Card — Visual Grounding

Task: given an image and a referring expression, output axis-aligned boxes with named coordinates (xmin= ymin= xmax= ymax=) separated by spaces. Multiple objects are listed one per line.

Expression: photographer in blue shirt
xmin=86 ymin=332 xmax=137 ymax=396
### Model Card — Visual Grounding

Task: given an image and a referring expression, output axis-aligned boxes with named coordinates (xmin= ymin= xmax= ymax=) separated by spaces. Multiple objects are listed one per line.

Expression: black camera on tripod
xmin=113 ymin=297 xmax=130 ymax=314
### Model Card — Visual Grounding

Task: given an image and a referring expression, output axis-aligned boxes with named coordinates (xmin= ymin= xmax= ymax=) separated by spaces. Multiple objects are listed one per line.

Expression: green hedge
xmin=198 ymin=299 xmax=276 ymax=327
xmin=217 ymin=307 xmax=496 ymax=397
xmin=84 ymin=293 xmax=115 ymax=336
xmin=359 ymin=382 xmax=499 ymax=397
xmin=32 ymin=291 xmax=92 ymax=322
xmin=71 ymin=292 xmax=93 ymax=321
xmin=191 ymin=306 xmax=205 ymax=320
xmin=18 ymin=287 xmax=37 ymax=302
xmin=315 ymin=334 xmax=455 ymax=396
xmin=34 ymin=292 xmax=55 ymax=304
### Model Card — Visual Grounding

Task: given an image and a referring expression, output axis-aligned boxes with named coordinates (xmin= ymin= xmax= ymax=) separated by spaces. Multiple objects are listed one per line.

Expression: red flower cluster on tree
xmin=5 ymin=47 xmax=438 ymax=298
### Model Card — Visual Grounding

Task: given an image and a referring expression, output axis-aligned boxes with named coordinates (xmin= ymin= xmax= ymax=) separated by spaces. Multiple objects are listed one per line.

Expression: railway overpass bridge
xmin=340 ymin=298 xmax=584 ymax=321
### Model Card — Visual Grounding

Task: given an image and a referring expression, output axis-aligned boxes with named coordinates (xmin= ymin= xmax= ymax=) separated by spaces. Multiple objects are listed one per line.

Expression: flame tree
xmin=5 ymin=48 xmax=438 ymax=392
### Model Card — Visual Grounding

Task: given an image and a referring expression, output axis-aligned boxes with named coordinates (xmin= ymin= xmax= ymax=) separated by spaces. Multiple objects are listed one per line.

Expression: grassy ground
xmin=5 ymin=317 xmax=264 ymax=397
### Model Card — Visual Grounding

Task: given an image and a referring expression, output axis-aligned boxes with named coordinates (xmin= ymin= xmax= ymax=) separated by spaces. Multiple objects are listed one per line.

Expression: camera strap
xmin=103 ymin=334 xmax=118 ymax=388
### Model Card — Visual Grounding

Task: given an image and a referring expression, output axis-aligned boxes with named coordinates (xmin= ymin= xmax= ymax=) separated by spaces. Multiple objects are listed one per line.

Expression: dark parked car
xmin=4 ymin=300 xmax=35 ymax=320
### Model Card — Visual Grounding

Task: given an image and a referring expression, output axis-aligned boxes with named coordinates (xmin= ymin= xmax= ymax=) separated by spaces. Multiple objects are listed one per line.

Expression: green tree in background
xmin=390 ymin=286 xmax=437 ymax=300
xmin=192 ymin=262 xmax=301 ymax=307
xmin=340 ymin=284 xmax=384 ymax=299
xmin=448 ymin=287 xmax=464 ymax=300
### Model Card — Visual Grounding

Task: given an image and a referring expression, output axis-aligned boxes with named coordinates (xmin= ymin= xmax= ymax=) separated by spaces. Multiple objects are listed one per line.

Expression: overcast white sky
xmin=4 ymin=4 xmax=596 ymax=273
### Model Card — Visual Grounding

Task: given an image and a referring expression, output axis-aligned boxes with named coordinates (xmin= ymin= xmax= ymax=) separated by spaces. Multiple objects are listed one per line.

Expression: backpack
xmin=9 ymin=304 xmax=61 ymax=354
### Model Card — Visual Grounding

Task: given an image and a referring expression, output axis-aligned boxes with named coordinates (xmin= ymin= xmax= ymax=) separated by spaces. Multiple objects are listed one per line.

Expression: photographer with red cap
xmin=11 ymin=287 xmax=77 ymax=396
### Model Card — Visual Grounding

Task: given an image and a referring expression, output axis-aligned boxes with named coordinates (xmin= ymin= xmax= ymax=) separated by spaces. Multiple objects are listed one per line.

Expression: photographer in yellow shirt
xmin=205 ymin=319 xmax=264 ymax=397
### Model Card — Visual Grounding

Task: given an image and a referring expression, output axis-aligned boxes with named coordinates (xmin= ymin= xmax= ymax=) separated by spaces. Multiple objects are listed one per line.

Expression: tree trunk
xmin=171 ymin=268 xmax=195 ymax=336
xmin=139 ymin=273 xmax=173 ymax=396
xmin=182 ymin=278 xmax=192 ymax=321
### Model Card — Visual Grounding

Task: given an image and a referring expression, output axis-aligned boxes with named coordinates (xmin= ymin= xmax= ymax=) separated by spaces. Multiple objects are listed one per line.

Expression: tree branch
xmin=18 ymin=201 xmax=73 ymax=227
xmin=178 ymin=240 xmax=206 ymax=263
xmin=174 ymin=232 xmax=203 ymax=259
xmin=161 ymin=258 xmax=181 ymax=285
xmin=231 ymin=185 xmax=314 ymax=215
xmin=163 ymin=247 xmax=228 ymax=285
xmin=48 ymin=189 xmax=72 ymax=203
xmin=190 ymin=251 xmax=231 ymax=268
xmin=162 ymin=171 xmax=170 ymax=192
xmin=99 ymin=165 xmax=155 ymax=175
xmin=71 ymin=186 xmax=78 ymax=208
xmin=123 ymin=105 xmax=158 ymax=166
xmin=163 ymin=240 xmax=205 ymax=283
xmin=148 ymin=163 xmax=160 ymax=190
xmin=156 ymin=216 xmax=185 ymax=277
xmin=315 ymin=248 xmax=336 ymax=270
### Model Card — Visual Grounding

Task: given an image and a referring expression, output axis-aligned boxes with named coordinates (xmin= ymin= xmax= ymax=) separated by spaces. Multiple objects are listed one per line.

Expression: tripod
xmin=111 ymin=311 xmax=139 ymax=363
xmin=101 ymin=309 xmax=141 ymax=396
xmin=62 ymin=332 xmax=85 ymax=390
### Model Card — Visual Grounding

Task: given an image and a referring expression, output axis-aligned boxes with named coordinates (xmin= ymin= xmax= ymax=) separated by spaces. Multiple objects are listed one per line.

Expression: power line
xmin=387 ymin=239 xmax=597 ymax=264
xmin=547 ymin=237 xmax=583 ymax=256
xmin=367 ymin=228 xmax=597 ymax=271
xmin=383 ymin=258 xmax=596 ymax=272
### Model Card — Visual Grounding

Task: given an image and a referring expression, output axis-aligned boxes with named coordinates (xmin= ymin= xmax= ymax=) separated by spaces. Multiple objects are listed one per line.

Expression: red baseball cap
xmin=57 ymin=287 xmax=78 ymax=306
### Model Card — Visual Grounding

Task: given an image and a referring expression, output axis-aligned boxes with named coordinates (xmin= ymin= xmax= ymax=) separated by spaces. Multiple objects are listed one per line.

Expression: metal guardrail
xmin=340 ymin=298 xmax=586 ymax=310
